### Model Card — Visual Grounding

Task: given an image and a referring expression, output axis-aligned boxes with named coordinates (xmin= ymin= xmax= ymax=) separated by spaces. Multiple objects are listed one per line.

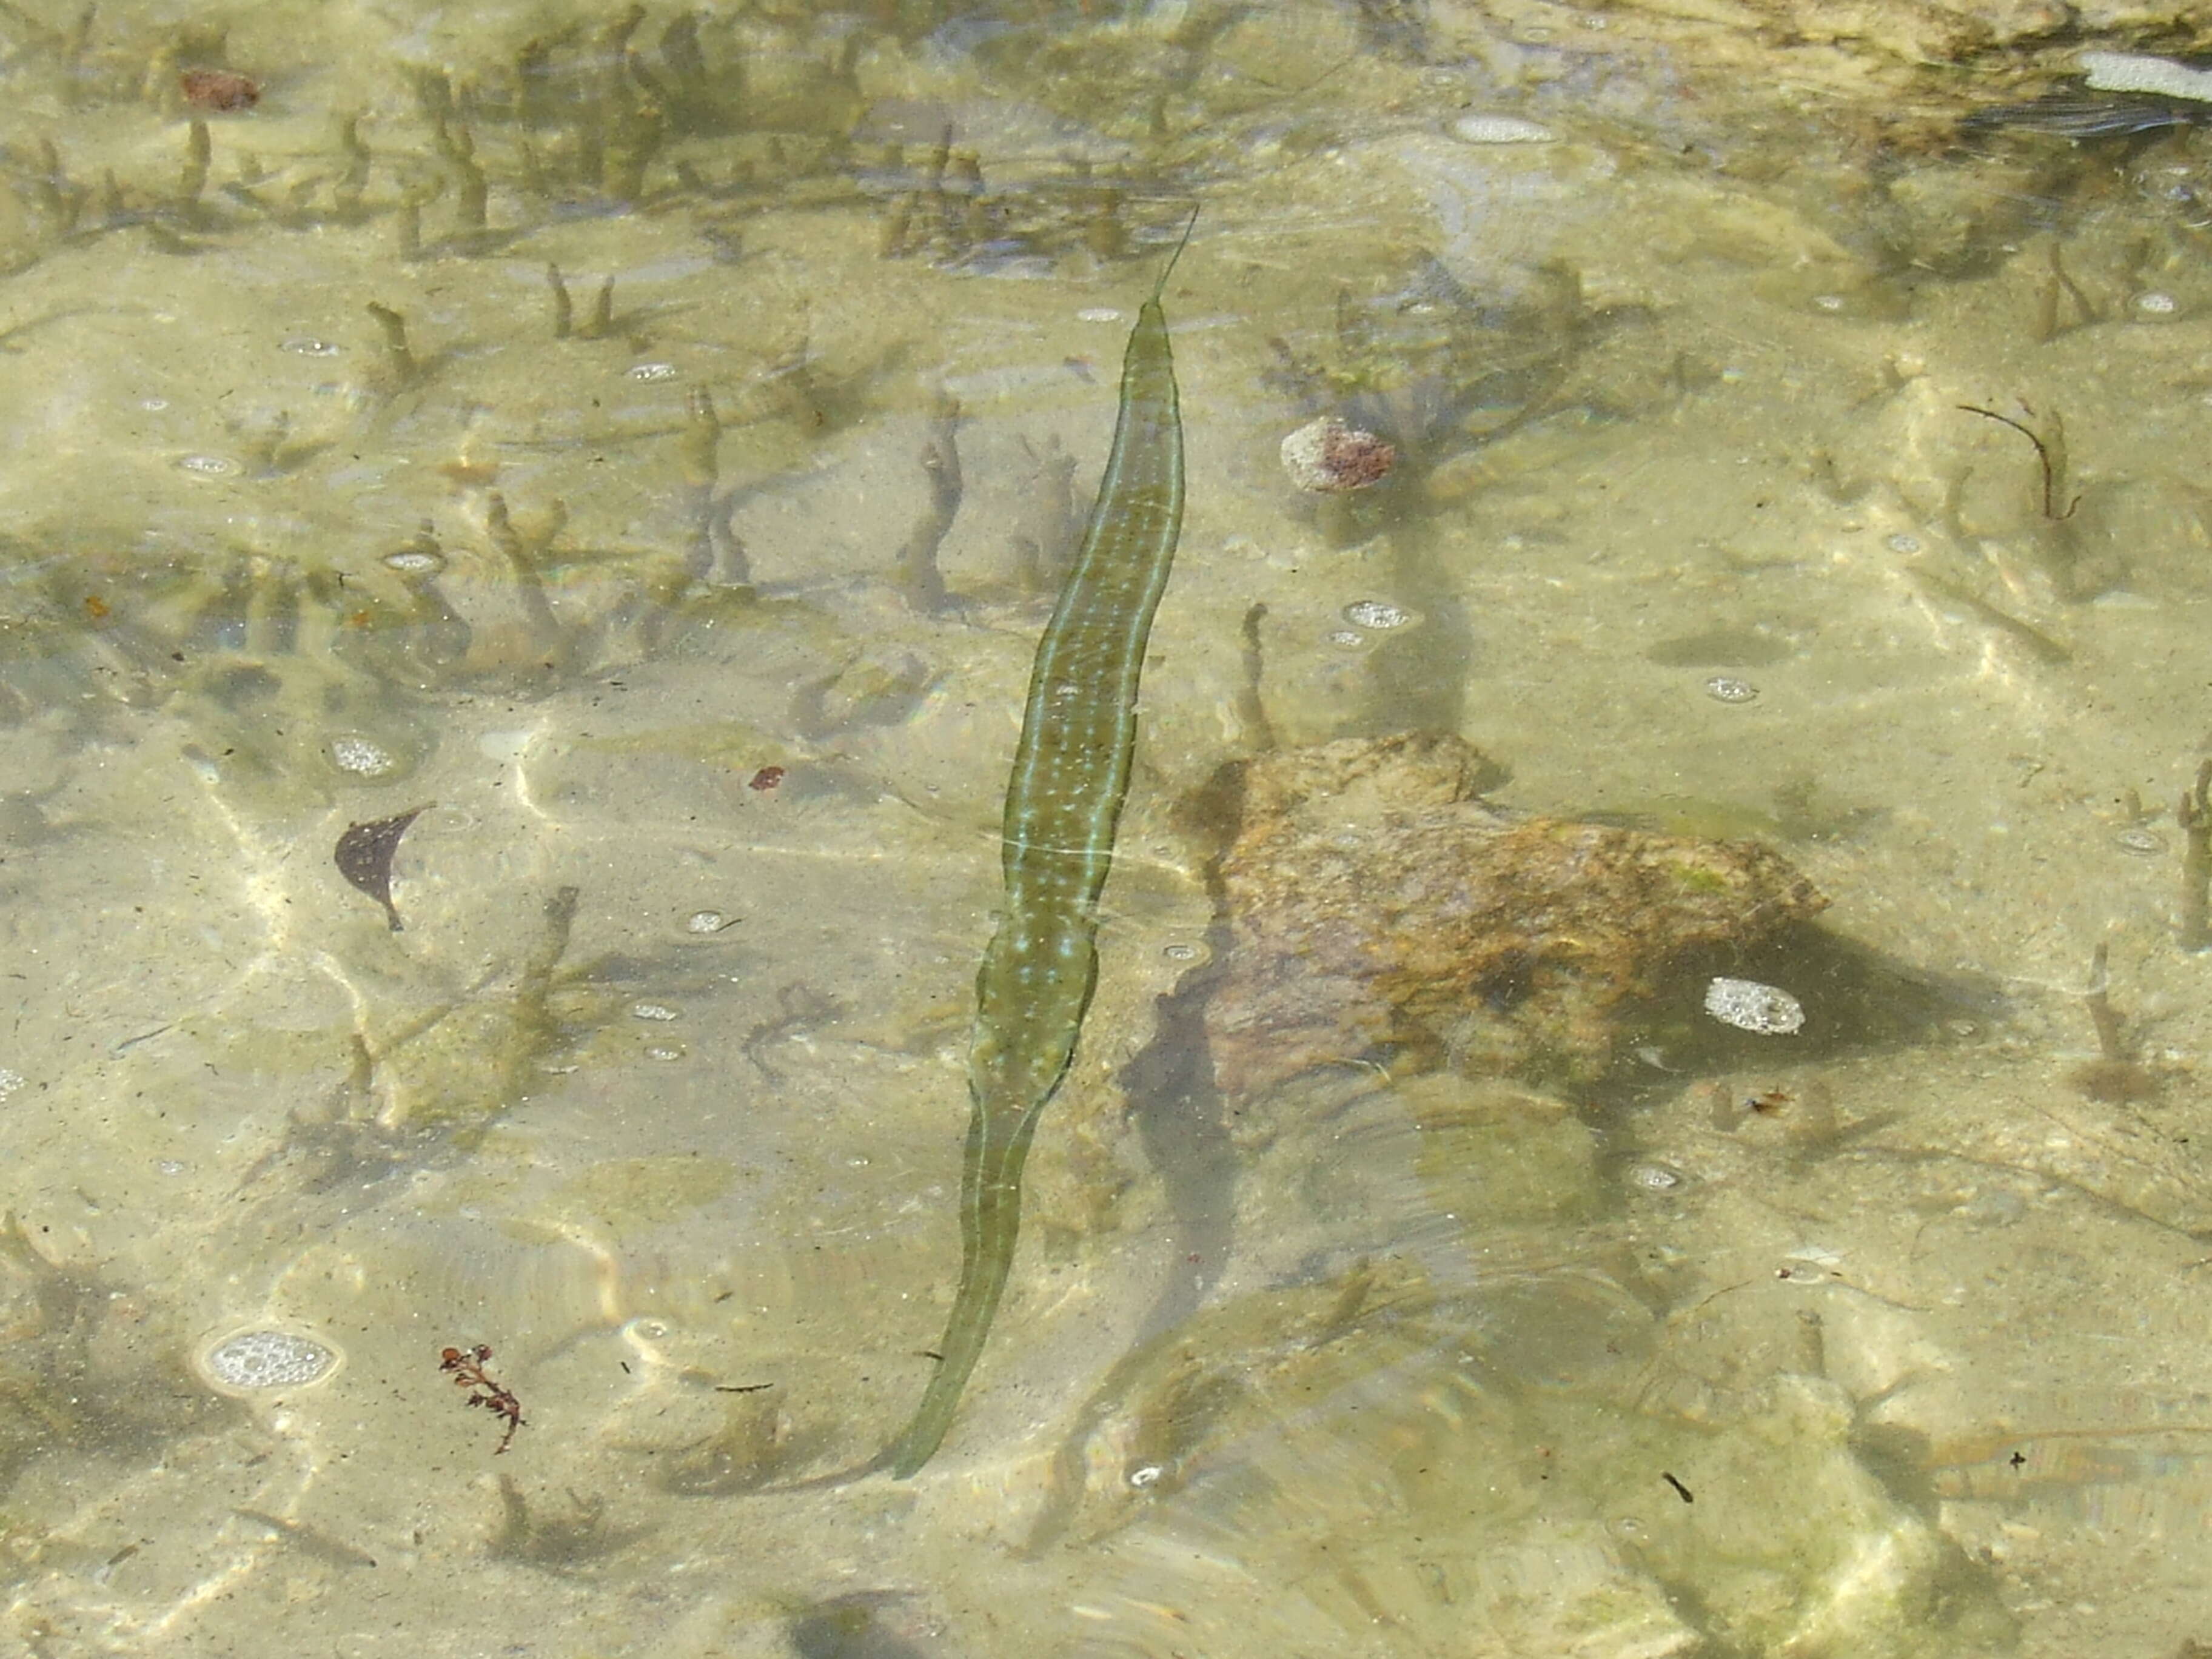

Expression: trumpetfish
xmin=892 ymin=209 xmax=1198 ymax=1477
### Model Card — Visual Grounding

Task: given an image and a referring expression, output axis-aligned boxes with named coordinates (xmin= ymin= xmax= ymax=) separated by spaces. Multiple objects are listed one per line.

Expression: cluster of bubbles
xmin=1703 ymin=976 xmax=1805 ymax=1035
xmin=199 ymin=1329 xmax=339 ymax=1393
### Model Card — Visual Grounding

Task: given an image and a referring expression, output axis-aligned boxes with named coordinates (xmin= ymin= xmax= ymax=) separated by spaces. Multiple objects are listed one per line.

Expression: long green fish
xmin=892 ymin=214 xmax=1196 ymax=1478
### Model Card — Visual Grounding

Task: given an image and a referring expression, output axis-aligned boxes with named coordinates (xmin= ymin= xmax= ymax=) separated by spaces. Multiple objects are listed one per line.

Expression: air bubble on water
xmin=1703 ymin=976 xmax=1805 ymax=1035
xmin=1344 ymin=600 xmax=1415 ymax=630
xmin=1162 ymin=943 xmax=1199 ymax=961
xmin=2114 ymin=826 xmax=2166 ymax=857
xmin=175 ymin=454 xmax=241 ymax=478
xmin=199 ymin=1328 xmax=339 ymax=1394
xmin=686 ymin=910 xmax=729 ymax=934
xmin=281 ymin=337 xmax=341 ymax=357
xmin=1704 ymin=675 xmax=1759 ymax=704
xmin=2135 ymin=290 xmax=2180 ymax=315
xmin=1885 ymin=532 xmax=1920 ymax=553
xmin=628 ymin=361 xmax=679 ymax=382
xmin=645 ymin=1045 xmax=685 ymax=1061
xmin=0 ymin=1070 xmax=22 ymax=1101
xmin=1127 ymin=1464 xmax=1164 ymax=1489
xmin=1628 ymin=1163 xmax=1684 ymax=1190
xmin=1324 ymin=628 xmax=1367 ymax=649
xmin=383 ymin=549 xmax=445 ymax=575
xmin=631 ymin=1002 xmax=680 ymax=1022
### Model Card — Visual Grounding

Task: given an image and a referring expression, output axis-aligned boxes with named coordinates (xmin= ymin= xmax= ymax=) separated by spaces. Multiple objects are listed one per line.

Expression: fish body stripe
xmin=891 ymin=292 xmax=1185 ymax=1478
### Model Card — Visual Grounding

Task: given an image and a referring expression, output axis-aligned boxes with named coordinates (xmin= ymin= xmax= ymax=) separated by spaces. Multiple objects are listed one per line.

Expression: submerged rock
xmin=1206 ymin=733 xmax=1827 ymax=1093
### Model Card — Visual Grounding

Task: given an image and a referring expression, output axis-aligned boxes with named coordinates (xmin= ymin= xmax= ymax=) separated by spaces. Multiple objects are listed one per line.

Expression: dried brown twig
xmin=1956 ymin=403 xmax=2079 ymax=520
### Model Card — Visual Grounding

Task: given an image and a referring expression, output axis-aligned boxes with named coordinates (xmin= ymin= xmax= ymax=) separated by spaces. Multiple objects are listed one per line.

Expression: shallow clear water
xmin=2 ymin=1 xmax=2212 ymax=1654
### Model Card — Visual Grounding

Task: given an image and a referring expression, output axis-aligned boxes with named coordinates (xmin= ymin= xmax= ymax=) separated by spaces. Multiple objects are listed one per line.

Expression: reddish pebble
xmin=748 ymin=766 xmax=785 ymax=792
xmin=1279 ymin=416 xmax=1396 ymax=493
xmin=181 ymin=68 xmax=260 ymax=112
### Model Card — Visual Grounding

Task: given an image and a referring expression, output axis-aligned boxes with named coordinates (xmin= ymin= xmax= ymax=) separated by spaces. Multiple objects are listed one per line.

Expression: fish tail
xmin=890 ymin=1101 xmax=1043 ymax=1477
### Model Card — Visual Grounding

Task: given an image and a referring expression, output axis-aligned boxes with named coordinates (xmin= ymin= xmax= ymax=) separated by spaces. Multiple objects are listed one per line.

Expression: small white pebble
xmin=1704 ymin=675 xmax=1759 ymax=704
xmin=2082 ymin=49 xmax=2212 ymax=103
xmin=1450 ymin=113 xmax=1555 ymax=145
xmin=1704 ymin=976 xmax=1805 ymax=1035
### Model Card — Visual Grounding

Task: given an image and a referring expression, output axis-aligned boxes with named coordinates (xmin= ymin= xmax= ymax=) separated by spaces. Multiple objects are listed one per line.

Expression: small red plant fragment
xmin=440 ymin=1343 xmax=526 ymax=1453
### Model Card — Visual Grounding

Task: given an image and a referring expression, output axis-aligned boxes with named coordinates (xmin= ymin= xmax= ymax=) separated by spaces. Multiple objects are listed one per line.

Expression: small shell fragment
xmin=1281 ymin=417 xmax=1396 ymax=494
xmin=1704 ymin=976 xmax=1805 ymax=1035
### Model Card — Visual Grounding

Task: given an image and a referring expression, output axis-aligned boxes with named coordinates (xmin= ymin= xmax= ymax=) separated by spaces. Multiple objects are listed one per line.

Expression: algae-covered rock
xmin=1207 ymin=732 xmax=1828 ymax=1093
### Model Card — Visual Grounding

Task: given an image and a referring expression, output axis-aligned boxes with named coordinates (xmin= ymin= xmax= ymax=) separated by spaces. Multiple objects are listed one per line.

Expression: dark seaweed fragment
xmin=335 ymin=804 xmax=431 ymax=931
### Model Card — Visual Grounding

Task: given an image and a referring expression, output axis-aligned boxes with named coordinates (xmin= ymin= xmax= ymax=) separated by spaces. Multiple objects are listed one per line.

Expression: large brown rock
xmin=1206 ymin=733 xmax=1828 ymax=1094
